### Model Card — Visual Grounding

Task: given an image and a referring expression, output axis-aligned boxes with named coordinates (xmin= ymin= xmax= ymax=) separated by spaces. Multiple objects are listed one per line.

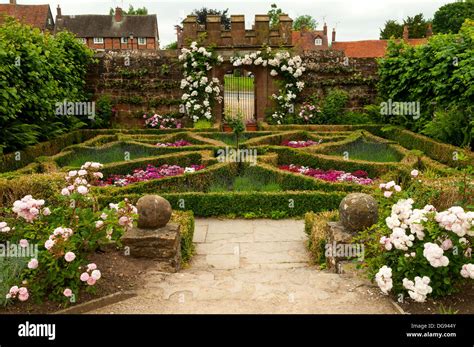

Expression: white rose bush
xmin=179 ymin=42 xmax=224 ymax=123
xmin=230 ymin=46 xmax=306 ymax=125
xmin=0 ymin=161 xmax=137 ymax=305
xmin=359 ymin=171 xmax=474 ymax=303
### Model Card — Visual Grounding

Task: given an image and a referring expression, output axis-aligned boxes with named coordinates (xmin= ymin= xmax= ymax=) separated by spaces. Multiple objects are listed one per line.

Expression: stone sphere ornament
xmin=136 ymin=195 xmax=172 ymax=229
xmin=339 ymin=193 xmax=378 ymax=233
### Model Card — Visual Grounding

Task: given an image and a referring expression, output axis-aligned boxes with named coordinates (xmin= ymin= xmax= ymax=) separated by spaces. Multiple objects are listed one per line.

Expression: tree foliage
xmin=433 ymin=1 xmax=474 ymax=34
xmin=191 ymin=7 xmax=231 ymax=29
xmin=377 ymin=20 xmax=474 ymax=147
xmin=0 ymin=18 xmax=95 ymax=154
xmin=109 ymin=5 xmax=148 ymax=15
xmin=380 ymin=14 xmax=430 ymax=39
xmin=268 ymin=3 xmax=283 ymax=29
xmin=293 ymin=15 xmax=318 ymax=31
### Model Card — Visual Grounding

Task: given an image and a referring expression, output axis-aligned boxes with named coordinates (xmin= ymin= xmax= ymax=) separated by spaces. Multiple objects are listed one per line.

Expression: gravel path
xmin=91 ymin=219 xmax=397 ymax=314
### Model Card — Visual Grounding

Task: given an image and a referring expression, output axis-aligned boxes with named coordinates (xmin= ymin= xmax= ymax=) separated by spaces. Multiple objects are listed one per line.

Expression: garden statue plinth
xmin=121 ymin=195 xmax=181 ymax=272
xmin=326 ymin=193 xmax=378 ymax=273
xmin=339 ymin=193 xmax=378 ymax=233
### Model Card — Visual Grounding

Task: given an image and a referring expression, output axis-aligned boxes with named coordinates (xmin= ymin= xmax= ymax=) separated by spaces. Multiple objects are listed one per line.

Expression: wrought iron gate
xmin=223 ymin=69 xmax=255 ymax=122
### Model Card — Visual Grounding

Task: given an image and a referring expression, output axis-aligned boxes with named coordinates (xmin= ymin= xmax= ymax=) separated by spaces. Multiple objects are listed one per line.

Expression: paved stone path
xmin=92 ymin=219 xmax=397 ymax=314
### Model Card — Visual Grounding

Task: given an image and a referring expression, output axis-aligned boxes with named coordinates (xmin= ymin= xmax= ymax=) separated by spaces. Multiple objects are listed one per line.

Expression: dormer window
xmin=315 ymin=38 xmax=323 ymax=46
xmin=93 ymin=37 xmax=104 ymax=44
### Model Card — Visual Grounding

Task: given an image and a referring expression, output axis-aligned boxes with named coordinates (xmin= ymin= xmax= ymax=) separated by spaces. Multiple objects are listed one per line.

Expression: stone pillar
xmin=255 ymin=15 xmax=270 ymax=45
xmin=278 ymin=14 xmax=293 ymax=45
xmin=182 ymin=15 xmax=198 ymax=47
xmin=121 ymin=195 xmax=181 ymax=272
xmin=231 ymin=15 xmax=246 ymax=46
xmin=206 ymin=15 xmax=222 ymax=46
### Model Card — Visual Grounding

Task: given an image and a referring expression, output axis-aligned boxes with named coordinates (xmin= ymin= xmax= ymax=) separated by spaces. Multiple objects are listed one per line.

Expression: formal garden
xmin=0 ymin=13 xmax=473 ymax=314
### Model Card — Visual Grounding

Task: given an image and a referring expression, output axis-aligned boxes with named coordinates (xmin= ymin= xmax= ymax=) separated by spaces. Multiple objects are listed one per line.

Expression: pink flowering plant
xmin=0 ymin=161 xmax=137 ymax=305
xmin=279 ymin=164 xmax=373 ymax=185
xmin=281 ymin=139 xmax=322 ymax=148
xmin=155 ymin=140 xmax=192 ymax=147
xmin=297 ymin=100 xmax=322 ymax=124
xmin=143 ymin=113 xmax=182 ymax=129
xmin=357 ymin=170 xmax=474 ymax=302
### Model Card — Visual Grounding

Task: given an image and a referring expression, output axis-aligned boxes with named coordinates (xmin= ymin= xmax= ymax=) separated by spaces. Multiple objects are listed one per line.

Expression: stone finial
xmin=136 ymin=195 xmax=172 ymax=229
xmin=339 ymin=193 xmax=378 ymax=233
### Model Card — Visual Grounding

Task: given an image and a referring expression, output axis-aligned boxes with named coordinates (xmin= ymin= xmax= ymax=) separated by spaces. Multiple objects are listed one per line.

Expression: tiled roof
xmin=0 ymin=4 xmax=52 ymax=30
xmin=55 ymin=14 xmax=159 ymax=39
xmin=292 ymin=30 xmax=328 ymax=50
xmin=331 ymin=39 xmax=427 ymax=58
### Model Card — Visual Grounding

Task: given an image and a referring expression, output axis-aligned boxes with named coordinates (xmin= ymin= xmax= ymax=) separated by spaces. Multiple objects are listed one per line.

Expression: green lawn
xmin=224 ymin=76 xmax=254 ymax=92
xmin=208 ymin=173 xmax=282 ymax=192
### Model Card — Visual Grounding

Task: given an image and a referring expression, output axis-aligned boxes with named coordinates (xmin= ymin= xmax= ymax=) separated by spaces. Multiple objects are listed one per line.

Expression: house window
xmin=93 ymin=37 xmax=104 ymax=44
xmin=314 ymin=38 xmax=323 ymax=46
xmin=138 ymin=38 xmax=146 ymax=45
xmin=78 ymin=38 xmax=87 ymax=44
xmin=121 ymin=37 xmax=128 ymax=44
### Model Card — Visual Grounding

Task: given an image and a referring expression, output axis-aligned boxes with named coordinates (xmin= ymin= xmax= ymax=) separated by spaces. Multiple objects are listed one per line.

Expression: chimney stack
xmin=323 ymin=22 xmax=327 ymax=36
xmin=56 ymin=5 xmax=62 ymax=18
xmin=332 ymin=28 xmax=336 ymax=42
xmin=115 ymin=7 xmax=123 ymax=22
xmin=426 ymin=23 xmax=432 ymax=38
xmin=403 ymin=25 xmax=409 ymax=40
xmin=10 ymin=0 xmax=17 ymax=5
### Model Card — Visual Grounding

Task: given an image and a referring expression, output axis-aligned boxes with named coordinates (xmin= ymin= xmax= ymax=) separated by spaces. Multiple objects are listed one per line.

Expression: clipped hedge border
xmin=170 ymin=211 xmax=195 ymax=265
xmin=305 ymin=210 xmax=339 ymax=264
xmin=97 ymin=190 xmax=347 ymax=217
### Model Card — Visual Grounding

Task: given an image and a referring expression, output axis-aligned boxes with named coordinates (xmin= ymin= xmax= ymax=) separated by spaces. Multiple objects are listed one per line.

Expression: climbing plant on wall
xmin=231 ymin=47 xmax=306 ymax=124
xmin=179 ymin=42 xmax=224 ymax=123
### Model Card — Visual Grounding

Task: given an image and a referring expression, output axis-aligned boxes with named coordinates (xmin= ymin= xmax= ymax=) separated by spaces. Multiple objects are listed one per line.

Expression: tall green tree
xmin=268 ymin=3 xmax=283 ymax=29
xmin=293 ymin=15 xmax=318 ymax=31
xmin=109 ymin=5 xmax=148 ymax=15
xmin=379 ymin=13 xmax=430 ymax=39
xmin=191 ymin=7 xmax=231 ymax=29
xmin=433 ymin=1 xmax=474 ymax=34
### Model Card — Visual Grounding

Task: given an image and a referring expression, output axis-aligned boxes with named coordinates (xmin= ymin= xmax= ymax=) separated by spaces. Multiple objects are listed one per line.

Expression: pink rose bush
xmin=2 ymin=161 xmax=138 ymax=306
xmin=80 ymin=263 xmax=101 ymax=286
xmin=370 ymin=197 xmax=474 ymax=302
xmin=281 ymin=139 xmax=322 ymax=148
xmin=144 ymin=113 xmax=183 ymax=129
xmin=101 ymin=164 xmax=205 ymax=187
xmin=297 ymin=102 xmax=321 ymax=124
xmin=279 ymin=164 xmax=373 ymax=185
xmin=155 ymin=140 xmax=192 ymax=147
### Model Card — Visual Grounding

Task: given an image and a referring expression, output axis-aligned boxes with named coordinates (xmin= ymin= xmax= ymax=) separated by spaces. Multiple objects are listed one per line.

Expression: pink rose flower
xmin=19 ymin=239 xmax=28 ymax=248
xmin=87 ymin=277 xmax=96 ymax=286
xmin=63 ymin=288 xmax=73 ymax=297
xmin=64 ymin=251 xmax=76 ymax=262
xmin=91 ymin=270 xmax=101 ymax=280
xmin=87 ymin=263 xmax=97 ymax=271
xmin=383 ymin=191 xmax=393 ymax=198
xmin=27 ymin=258 xmax=38 ymax=269
xmin=42 ymin=207 xmax=51 ymax=216
xmin=80 ymin=272 xmax=90 ymax=282
xmin=44 ymin=239 xmax=54 ymax=250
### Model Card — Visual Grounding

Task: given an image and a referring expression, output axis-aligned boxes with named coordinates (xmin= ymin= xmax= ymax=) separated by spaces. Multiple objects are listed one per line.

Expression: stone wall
xmin=86 ymin=48 xmax=378 ymax=127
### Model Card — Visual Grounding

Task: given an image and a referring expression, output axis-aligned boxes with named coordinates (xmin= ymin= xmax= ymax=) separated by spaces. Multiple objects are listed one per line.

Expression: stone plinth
xmin=122 ymin=223 xmax=181 ymax=272
xmin=339 ymin=193 xmax=378 ymax=233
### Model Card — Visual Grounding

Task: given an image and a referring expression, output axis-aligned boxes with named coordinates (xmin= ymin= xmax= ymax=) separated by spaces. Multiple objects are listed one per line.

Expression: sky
xmin=6 ymin=0 xmax=453 ymax=46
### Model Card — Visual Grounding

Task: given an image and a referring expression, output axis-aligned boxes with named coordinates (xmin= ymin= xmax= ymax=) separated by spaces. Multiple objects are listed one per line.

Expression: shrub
xmin=321 ymin=89 xmax=349 ymax=124
xmin=93 ymin=95 xmax=113 ymax=128
xmin=0 ymin=18 xmax=95 ymax=154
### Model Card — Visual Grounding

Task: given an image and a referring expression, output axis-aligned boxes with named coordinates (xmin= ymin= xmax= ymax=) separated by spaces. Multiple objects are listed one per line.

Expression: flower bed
xmin=101 ymin=164 xmax=205 ymax=187
xmin=144 ymin=113 xmax=182 ymax=129
xmin=155 ymin=140 xmax=192 ymax=147
xmin=279 ymin=164 xmax=373 ymax=185
xmin=281 ymin=139 xmax=322 ymax=148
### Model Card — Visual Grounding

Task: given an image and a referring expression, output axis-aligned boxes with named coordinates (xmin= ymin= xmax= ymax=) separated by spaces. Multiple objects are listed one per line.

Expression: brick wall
xmin=86 ymin=49 xmax=378 ymax=127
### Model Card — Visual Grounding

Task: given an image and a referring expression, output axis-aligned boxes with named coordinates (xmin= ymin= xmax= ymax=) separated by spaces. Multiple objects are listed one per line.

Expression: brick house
xmin=331 ymin=25 xmax=430 ymax=58
xmin=0 ymin=0 xmax=54 ymax=31
xmin=54 ymin=6 xmax=159 ymax=50
xmin=292 ymin=23 xmax=335 ymax=51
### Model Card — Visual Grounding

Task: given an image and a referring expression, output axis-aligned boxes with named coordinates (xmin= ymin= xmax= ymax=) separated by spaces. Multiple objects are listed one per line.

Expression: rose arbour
xmin=1 ymin=161 xmax=137 ymax=305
